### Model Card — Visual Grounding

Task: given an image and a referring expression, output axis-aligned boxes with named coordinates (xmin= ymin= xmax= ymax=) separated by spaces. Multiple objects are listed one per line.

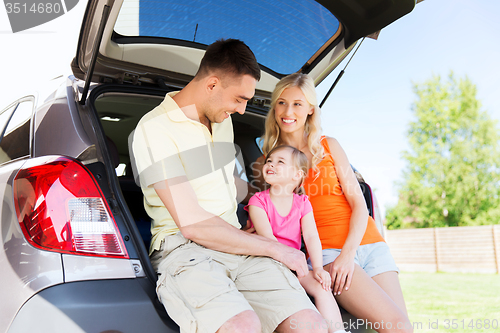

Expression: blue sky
xmin=316 ymin=0 xmax=500 ymax=218
xmin=1 ymin=0 xmax=499 ymax=219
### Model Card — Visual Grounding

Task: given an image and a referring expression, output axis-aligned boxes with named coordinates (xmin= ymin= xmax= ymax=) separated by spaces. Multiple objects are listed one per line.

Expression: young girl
xmin=245 ymin=145 xmax=348 ymax=333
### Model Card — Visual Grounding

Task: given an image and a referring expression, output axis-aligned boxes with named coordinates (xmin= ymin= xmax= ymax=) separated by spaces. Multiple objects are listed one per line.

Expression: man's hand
xmin=272 ymin=243 xmax=309 ymax=278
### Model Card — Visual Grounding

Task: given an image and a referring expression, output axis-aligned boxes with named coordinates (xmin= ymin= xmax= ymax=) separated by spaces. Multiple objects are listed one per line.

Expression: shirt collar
xmin=162 ymin=91 xmax=190 ymax=123
xmin=161 ymin=91 xmax=231 ymax=131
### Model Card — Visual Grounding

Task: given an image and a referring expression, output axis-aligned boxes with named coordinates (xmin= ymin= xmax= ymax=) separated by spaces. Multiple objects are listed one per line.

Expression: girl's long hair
xmin=262 ymin=73 xmax=324 ymax=173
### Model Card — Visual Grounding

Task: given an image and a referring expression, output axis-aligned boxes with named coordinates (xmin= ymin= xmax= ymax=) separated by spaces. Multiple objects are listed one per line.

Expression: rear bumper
xmin=8 ymin=278 xmax=178 ymax=333
xmin=7 ymin=276 xmax=376 ymax=333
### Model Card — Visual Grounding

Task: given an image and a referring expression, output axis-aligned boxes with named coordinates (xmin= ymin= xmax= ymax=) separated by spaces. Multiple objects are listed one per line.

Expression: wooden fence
xmin=385 ymin=225 xmax=500 ymax=273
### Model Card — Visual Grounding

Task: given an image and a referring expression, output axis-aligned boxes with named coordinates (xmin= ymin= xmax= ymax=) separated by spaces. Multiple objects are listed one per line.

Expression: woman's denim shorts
xmin=307 ymin=241 xmax=399 ymax=277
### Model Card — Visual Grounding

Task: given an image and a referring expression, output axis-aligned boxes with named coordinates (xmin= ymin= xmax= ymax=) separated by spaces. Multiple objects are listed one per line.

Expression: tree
xmin=386 ymin=73 xmax=500 ymax=229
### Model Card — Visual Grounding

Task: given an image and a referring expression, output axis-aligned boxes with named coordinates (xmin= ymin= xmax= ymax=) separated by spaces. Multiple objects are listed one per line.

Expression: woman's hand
xmin=313 ymin=267 xmax=332 ymax=291
xmin=329 ymin=251 xmax=355 ymax=296
xmin=242 ymin=220 xmax=255 ymax=233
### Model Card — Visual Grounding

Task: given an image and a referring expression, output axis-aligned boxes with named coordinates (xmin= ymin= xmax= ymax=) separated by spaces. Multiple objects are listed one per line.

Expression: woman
xmin=252 ymin=73 xmax=413 ymax=333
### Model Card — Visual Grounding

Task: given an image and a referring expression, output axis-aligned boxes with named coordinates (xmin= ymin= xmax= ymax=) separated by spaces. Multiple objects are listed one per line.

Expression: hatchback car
xmin=0 ymin=0 xmax=415 ymax=332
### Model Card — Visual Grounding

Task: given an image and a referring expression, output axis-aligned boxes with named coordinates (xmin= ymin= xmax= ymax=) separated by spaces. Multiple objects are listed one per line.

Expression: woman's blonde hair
xmin=266 ymin=145 xmax=308 ymax=195
xmin=262 ymin=73 xmax=324 ymax=172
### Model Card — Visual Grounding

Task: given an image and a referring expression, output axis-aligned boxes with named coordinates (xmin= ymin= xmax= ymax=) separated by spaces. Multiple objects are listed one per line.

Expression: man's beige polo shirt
xmin=131 ymin=91 xmax=240 ymax=254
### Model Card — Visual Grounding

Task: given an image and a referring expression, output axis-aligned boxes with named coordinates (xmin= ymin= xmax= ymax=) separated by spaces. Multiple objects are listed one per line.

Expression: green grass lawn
xmin=399 ymin=272 xmax=500 ymax=332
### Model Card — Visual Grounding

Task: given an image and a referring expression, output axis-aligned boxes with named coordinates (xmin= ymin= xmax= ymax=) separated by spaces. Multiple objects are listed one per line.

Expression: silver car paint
xmin=33 ymin=79 xmax=94 ymax=160
xmin=62 ymin=254 xmax=137 ymax=282
xmin=7 ymin=295 xmax=86 ymax=333
xmin=0 ymin=158 xmax=64 ymax=332
xmin=1 ymin=81 xmax=139 ymax=333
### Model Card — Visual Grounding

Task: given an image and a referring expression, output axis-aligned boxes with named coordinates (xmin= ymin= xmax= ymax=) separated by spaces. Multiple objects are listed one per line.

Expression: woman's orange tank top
xmin=302 ymin=136 xmax=384 ymax=249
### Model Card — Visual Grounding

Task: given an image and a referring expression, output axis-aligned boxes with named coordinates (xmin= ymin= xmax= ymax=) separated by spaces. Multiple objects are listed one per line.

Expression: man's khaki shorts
xmin=152 ymin=233 xmax=317 ymax=333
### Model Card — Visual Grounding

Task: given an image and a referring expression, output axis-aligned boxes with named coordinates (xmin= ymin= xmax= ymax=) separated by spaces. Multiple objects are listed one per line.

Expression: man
xmin=131 ymin=39 xmax=327 ymax=333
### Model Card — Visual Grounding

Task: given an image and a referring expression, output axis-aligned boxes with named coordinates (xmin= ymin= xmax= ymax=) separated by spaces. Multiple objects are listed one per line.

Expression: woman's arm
xmin=247 ymin=205 xmax=278 ymax=241
xmin=326 ymin=136 xmax=369 ymax=295
xmin=301 ymin=211 xmax=331 ymax=291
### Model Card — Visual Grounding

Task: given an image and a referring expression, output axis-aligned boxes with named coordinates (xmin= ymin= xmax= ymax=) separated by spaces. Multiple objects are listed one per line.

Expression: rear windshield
xmin=114 ymin=0 xmax=340 ymax=75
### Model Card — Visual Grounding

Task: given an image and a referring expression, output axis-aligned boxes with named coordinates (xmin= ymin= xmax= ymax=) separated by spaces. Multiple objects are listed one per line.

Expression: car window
xmin=255 ymin=137 xmax=264 ymax=154
xmin=234 ymin=156 xmax=248 ymax=182
xmin=0 ymin=103 xmax=17 ymax=140
xmin=0 ymin=99 xmax=34 ymax=164
xmin=114 ymin=0 xmax=340 ymax=75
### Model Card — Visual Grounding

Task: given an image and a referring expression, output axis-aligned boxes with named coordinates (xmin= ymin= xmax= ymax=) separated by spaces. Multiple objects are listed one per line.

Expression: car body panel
xmin=8 ymin=279 xmax=176 ymax=333
xmin=62 ymin=254 xmax=138 ymax=282
xmin=33 ymin=80 xmax=94 ymax=160
xmin=0 ymin=158 xmax=64 ymax=332
xmin=0 ymin=85 xmax=147 ymax=332
xmin=318 ymin=0 xmax=415 ymax=47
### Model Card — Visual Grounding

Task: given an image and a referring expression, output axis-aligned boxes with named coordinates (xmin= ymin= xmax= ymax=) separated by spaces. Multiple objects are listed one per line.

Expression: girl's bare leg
xmin=300 ymin=272 xmax=344 ymax=333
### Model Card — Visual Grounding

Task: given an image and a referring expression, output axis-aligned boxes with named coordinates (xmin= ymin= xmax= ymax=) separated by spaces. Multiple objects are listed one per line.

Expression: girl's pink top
xmin=245 ymin=189 xmax=313 ymax=250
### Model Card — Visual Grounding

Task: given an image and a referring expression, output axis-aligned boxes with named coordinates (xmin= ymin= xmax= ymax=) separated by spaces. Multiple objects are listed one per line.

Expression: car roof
xmin=72 ymin=0 xmax=414 ymax=96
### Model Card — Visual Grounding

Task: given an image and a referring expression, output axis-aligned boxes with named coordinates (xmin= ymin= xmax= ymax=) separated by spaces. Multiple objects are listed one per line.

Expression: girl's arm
xmin=326 ymin=136 xmax=369 ymax=295
xmin=247 ymin=205 xmax=278 ymax=241
xmin=301 ymin=211 xmax=331 ymax=291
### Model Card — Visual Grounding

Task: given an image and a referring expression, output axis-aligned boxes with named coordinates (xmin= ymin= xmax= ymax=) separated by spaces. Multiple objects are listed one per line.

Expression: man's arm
xmin=247 ymin=205 xmax=277 ymax=241
xmin=153 ymin=177 xmax=309 ymax=277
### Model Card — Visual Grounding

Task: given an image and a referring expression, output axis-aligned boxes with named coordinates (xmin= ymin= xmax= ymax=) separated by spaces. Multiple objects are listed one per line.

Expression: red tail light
xmin=13 ymin=156 xmax=128 ymax=258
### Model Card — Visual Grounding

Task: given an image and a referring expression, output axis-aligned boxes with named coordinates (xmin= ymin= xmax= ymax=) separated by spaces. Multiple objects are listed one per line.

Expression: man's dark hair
xmin=196 ymin=39 xmax=260 ymax=82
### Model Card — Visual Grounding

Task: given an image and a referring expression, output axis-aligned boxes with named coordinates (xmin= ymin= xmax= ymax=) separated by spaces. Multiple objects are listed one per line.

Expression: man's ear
xmin=206 ymin=76 xmax=220 ymax=93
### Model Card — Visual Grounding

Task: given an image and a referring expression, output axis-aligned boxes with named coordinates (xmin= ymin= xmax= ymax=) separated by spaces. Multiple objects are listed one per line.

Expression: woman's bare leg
xmin=372 ymin=272 xmax=408 ymax=316
xmin=325 ymin=264 xmax=413 ymax=333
